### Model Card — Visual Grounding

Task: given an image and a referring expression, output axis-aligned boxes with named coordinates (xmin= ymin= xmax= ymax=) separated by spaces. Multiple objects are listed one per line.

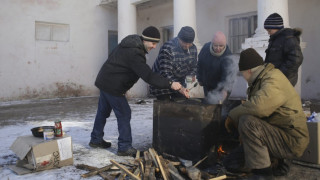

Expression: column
xmin=242 ymin=0 xmax=305 ymax=95
xmin=173 ymin=0 xmax=201 ymax=50
xmin=118 ymin=0 xmax=137 ymax=43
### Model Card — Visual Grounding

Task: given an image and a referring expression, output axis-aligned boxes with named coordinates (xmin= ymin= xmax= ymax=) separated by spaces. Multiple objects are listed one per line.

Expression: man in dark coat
xmin=197 ymin=31 xmax=236 ymax=103
xmin=90 ymin=26 xmax=183 ymax=156
xmin=264 ymin=13 xmax=303 ymax=86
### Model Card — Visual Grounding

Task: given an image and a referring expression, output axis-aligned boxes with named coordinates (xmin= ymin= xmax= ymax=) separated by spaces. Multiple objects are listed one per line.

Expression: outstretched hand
xmin=171 ymin=82 xmax=182 ymax=90
xmin=179 ymin=87 xmax=190 ymax=98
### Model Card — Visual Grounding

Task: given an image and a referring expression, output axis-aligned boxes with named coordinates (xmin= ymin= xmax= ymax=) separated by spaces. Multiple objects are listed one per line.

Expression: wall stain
xmin=54 ymin=82 xmax=84 ymax=97
xmin=3 ymin=82 xmax=90 ymax=101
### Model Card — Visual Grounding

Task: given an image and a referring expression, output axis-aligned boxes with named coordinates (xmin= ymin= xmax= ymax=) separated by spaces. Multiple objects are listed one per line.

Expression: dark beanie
xmin=142 ymin=26 xmax=160 ymax=42
xmin=264 ymin=13 xmax=284 ymax=29
xmin=239 ymin=48 xmax=264 ymax=71
xmin=178 ymin=26 xmax=195 ymax=43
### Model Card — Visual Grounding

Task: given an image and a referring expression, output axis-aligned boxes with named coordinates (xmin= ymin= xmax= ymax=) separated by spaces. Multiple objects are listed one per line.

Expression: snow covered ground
xmin=0 ymin=97 xmax=154 ymax=180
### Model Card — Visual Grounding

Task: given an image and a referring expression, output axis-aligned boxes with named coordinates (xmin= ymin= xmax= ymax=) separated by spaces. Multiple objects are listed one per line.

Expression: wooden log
xmin=149 ymin=167 xmax=156 ymax=180
xmin=135 ymin=150 xmax=140 ymax=159
xmin=208 ymin=175 xmax=227 ymax=180
xmin=118 ymin=172 xmax=126 ymax=180
xmin=110 ymin=160 xmax=140 ymax=180
xmin=167 ymin=162 xmax=184 ymax=180
xmin=148 ymin=148 xmax=159 ymax=168
xmin=193 ymin=155 xmax=208 ymax=167
xmin=99 ymin=171 xmax=115 ymax=180
xmin=75 ymin=164 xmax=113 ymax=180
xmin=155 ymin=154 xmax=169 ymax=180
xmin=186 ymin=166 xmax=201 ymax=180
xmin=133 ymin=166 xmax=140 ymax=177
xmin=143 ymin=151 xmax=152 ymax=180
xmin=159 ymin=156 xmax=171 ymax=180
xmin=81 ymin=164 xmax=113 ymax=178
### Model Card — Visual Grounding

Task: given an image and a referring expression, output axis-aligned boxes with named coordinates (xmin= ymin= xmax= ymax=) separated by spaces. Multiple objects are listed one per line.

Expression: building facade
xmin=0 ymin=0 xmax=319 ymax=101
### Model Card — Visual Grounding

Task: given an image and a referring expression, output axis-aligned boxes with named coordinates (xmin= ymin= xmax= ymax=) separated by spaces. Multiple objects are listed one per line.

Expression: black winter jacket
xmin=95 ymin=35 xmax=171 ymax=96
xmin=265 ymin=28 xmax=303 ymax=86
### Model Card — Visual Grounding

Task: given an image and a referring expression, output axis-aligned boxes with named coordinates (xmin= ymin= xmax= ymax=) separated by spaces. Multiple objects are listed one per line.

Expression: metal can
xmin=54 ymin=120 xmax=63 ymax=137
xmin=43 ymin=128 xmax=54 ymax=140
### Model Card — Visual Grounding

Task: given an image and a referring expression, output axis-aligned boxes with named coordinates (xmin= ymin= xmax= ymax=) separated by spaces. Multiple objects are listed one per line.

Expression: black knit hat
xmin=178 ymin=26 xmax=195 ymax=43
xmin=264 ymin=13 xmax=284 ymax=29
xmin=142 ymin=26 xmax=160 ymax=42
xmin=239 ymin=48 xmax=264 ymax=71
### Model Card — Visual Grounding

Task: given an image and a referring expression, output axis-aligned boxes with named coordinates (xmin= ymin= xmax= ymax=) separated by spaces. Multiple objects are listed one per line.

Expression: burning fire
xmin=217 ymin=145 xmax=226 ymax=155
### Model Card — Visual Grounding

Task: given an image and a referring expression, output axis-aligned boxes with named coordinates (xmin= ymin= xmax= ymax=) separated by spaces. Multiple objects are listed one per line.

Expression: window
xmin=108 ymin=31 xmax=118 ymax=55
xmin=35 ymin=21 xmax=69 ymax=42
xmin=228 ymin=13 xmax=257 ymax=53
xmin=161 ymin=25 xmax=174 ymax=44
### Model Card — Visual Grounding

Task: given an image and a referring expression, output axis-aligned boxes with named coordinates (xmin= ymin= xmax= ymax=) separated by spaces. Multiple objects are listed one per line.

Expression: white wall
xmin=1 ymin=0 xmax=319 ymax=101
xmin=0 ymin=0 xmax=117 ymax=101
xmin=289 ymin=0 xmax=320 ymax=100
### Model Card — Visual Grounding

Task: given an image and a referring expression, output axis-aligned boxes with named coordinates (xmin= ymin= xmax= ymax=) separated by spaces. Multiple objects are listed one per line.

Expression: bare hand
xmin=171 ymin=82 xmax=182 ymax=90
xmin=179 ymin=87 xmax=190 ymax=98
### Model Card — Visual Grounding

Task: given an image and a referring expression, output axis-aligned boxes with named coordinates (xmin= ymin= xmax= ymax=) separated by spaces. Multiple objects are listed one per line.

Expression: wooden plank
xmin=110 ymin=160 xmax=140 ymax=180
xmin=148 ymin=148 xmax=159 ymax=168
xmin=168 ymin=162 xmax=184 ymax=180
xmin=193 ymin=155 xmax=208 ymax=167
xmin=81 ymin=164 xmax=113 ymax=178
xmin=159 ymin=156 xmax=170 ymax=180
xmin=209 ymin=175 xmax=227 ymax=180
xmin=118 ymin=172 xmax=126 ymax=180
xmin=155 ymin=154 xmax=168 ymax=180
xmin=149 ymin=167 xmax=156 ymax=180
xmin=76 ymin=164 xmax=113 ymax=180
xmin=143 ymin=151 xmax=152 ymax=180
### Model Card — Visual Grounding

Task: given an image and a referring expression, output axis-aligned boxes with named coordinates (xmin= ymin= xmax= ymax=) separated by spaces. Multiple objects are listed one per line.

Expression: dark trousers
xmin=90 ymin=90 xmax=132 ymax=151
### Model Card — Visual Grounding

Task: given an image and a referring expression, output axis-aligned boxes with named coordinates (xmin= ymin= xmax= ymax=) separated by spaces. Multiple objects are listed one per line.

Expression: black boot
xmin=272 ymin=158 xmax=290 ymax=176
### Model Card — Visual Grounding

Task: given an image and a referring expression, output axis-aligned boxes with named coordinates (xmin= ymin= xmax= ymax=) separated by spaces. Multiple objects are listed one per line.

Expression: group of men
xmin=88 ymin=12 xmax=308 ymax=179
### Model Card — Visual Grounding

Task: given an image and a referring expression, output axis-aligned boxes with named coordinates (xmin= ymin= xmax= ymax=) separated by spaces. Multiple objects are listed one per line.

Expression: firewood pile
xmin=76 ymin=148 xmax=229 ymax=180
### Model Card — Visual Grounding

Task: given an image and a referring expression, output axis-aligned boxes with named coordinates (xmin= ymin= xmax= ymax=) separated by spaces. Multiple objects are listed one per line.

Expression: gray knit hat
xmin=264 ymin=13 xmax=284 ymax=29
xmin=178 ymin=26 xmax=195 ymax=43
xmin=239 ymin=48 xmax=264 ymax=71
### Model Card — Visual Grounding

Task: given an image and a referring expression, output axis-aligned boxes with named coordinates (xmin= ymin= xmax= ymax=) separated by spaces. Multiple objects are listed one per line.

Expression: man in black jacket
xmin=264 ymin=13 xmax=303 ymax=86
xmin=90 ymin=26 xmax=184 ymax=156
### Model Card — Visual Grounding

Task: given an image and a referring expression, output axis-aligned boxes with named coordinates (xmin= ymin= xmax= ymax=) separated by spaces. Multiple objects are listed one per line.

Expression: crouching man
xmin=225 ymin=48 xmax=309 ymax=179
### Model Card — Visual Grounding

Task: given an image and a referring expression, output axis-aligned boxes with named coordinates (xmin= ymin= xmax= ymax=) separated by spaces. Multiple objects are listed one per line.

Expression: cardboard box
xmin=298 ymin=122 xmax=320 ymax=164
xmin=9 ymin=135 xmax=73 ymax=175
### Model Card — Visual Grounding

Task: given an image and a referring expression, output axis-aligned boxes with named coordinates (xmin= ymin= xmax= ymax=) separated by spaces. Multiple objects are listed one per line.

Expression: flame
xmin=217 ymin=145 xmax=225 ymax=154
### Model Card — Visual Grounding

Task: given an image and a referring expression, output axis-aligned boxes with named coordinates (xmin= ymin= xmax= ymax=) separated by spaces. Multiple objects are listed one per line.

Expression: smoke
xmin=205 ymin=54 xmax=239 ymax=104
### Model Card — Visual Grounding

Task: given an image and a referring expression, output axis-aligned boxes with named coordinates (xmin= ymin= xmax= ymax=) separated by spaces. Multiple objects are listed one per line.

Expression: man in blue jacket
xmin=197 ymin=31 xmax=236 ymax=103
xmin=90 ymin=26 xmax=183 ymax=156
